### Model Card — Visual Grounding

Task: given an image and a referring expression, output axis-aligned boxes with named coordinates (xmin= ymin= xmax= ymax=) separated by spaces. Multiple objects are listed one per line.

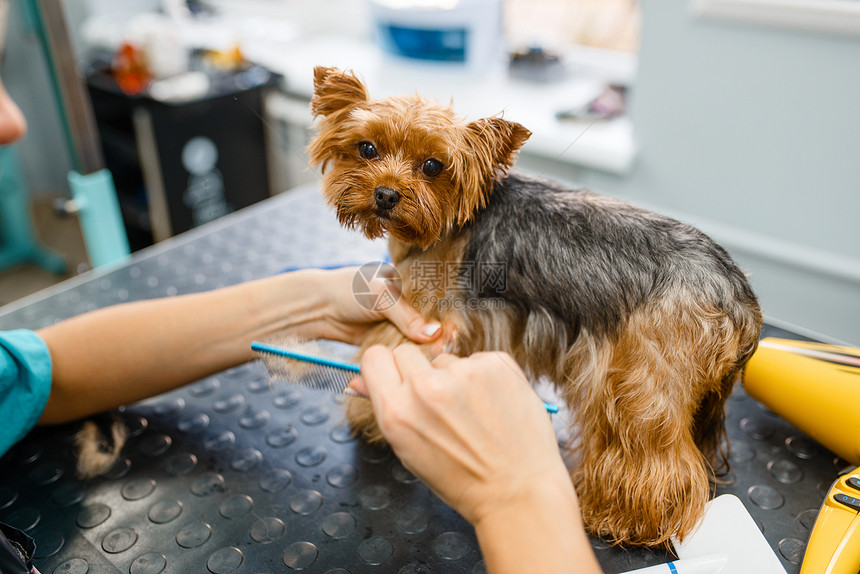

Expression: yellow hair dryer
xmin=743 ymin=337 xmax=860 ymax=574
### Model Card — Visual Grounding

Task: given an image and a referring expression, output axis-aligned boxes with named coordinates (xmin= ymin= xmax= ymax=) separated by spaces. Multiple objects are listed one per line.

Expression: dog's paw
xmin=574 ymin=435 xmax=710 ymax=548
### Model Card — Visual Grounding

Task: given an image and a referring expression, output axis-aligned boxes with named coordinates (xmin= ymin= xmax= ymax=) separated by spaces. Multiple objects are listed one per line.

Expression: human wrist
xmin=473 ymin=469 xmax=579 ymax=530
xmin=473 ymin=472 xmax=594 ymax=574
xmin=242 ymin=270 xmax=330 ymax=341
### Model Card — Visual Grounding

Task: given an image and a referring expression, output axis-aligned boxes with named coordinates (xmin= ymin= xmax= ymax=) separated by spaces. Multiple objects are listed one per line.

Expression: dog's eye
xmin=358 ymin=142 xmax=378 ymax=160
xmin=422 ymin=158 xmax=443 ymax=177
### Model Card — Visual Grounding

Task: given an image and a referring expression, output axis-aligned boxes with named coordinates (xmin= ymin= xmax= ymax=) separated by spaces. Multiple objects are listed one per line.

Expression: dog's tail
xmin=74 ymin=414 xmax=128 ymax=479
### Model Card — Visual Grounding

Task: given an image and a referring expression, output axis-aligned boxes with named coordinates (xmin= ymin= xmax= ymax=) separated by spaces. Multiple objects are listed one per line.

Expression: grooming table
xmin=0 ymin=185 xmax=845 ymax=573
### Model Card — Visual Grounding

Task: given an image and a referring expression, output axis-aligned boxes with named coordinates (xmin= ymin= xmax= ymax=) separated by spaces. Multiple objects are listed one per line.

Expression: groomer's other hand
xmin=306 ymin=267 xmax=444 ymax=350
xmin=354 ymin=345 xmax=564 ymax=523
xmin=352 ymin=345 xmax=601 ymax=574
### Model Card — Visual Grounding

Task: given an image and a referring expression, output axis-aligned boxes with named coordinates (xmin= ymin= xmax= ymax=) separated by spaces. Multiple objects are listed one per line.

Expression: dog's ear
xmin=454 ymin=117 xmax=531 ymax=224
xmin=311 ymin=66 xmax=369 ymax=117
xmin=465 ymin=117 xmax=531 ymax=175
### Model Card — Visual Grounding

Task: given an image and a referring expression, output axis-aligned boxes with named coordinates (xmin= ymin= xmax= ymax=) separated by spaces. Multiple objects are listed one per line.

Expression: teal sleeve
xmin=0 ymin=329 xmax=53 ymax=458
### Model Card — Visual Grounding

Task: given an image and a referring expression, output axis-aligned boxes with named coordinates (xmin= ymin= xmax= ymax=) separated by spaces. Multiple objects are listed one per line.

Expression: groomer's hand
xmin=352 ymin=345 xmax=564 ymax=522
xmin=305 ymin=267 xmax=444 ymax=350
xmin=351 ymin=345 xmax=600 ymax=574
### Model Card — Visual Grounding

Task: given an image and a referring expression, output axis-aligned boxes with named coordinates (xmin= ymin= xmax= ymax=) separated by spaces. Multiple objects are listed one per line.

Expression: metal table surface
xmin=0 ymin=185 xmax=848 ymax=573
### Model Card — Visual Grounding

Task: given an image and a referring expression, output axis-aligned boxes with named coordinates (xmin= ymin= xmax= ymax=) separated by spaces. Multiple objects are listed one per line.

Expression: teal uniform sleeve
xmin=0 ymin=330 xmax=53 ymax=458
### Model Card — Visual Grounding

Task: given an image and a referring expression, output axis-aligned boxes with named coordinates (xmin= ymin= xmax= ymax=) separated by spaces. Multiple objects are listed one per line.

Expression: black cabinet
xmin=87 ymin=67 xmax=278 ymax=250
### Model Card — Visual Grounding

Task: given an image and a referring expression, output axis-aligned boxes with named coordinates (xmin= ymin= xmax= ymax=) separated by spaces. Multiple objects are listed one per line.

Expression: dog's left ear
xmin=311 ymin=66 xmax=369 ymax=118
xmin=454 ymin=117 xmax=531 ymax=223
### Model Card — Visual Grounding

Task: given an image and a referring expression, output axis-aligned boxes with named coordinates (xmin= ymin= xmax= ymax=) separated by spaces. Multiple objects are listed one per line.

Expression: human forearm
xmin=36 ymin=267 xmax=441 ymax=425
xmin=36 ymin=271 xmax=329 ymax=424
xmin=475 ymin=475 xmax=602 ymax=574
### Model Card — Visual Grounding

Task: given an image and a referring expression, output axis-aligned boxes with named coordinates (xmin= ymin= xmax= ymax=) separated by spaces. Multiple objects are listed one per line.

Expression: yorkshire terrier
xmin=307 ymin=66 xmax=762 ymax=548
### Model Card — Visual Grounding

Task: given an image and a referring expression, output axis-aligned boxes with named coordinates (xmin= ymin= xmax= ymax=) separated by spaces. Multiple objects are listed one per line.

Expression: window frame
xmin=691 ymin=0 xmax=860 ymax=36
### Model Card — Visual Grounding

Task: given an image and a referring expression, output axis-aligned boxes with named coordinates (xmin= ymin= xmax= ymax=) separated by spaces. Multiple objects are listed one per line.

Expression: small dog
xmin=307 ymin=66 xmax=762 ymax=548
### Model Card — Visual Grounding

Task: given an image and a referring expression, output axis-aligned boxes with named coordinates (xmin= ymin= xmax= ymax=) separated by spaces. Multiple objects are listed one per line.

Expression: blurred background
xmin=1 ymin=0 xmax=859 ymax=344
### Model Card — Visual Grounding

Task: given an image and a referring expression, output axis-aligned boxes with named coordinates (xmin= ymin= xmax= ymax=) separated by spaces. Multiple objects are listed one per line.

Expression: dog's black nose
xmin=374 ymin=186 xmax=401 ymax=211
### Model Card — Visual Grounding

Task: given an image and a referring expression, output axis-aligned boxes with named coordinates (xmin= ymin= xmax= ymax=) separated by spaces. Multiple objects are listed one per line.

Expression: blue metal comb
xmin=252 ymin=340 xmax=559 ymax=414
xmin=253 ymin=340 xmax=360 ymax=395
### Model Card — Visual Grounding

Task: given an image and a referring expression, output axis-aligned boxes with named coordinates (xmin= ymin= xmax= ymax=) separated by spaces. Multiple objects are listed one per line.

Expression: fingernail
xmin=422 ymin=323 xmax=442 ymax=337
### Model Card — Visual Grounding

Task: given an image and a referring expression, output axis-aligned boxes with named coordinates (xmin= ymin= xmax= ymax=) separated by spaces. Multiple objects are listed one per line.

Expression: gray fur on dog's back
xmin=462 ymin=171 xmax=759 ymax=340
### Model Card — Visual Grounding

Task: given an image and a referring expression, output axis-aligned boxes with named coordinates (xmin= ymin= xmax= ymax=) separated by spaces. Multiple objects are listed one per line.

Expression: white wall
xmin=525 ymin=3 xmax=860 ymax=344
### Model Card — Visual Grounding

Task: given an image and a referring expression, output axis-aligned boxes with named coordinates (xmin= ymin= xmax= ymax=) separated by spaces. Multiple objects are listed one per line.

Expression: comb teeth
xmin=304 ymin=364 xmax=353 ymax=393
xmin=253 ymin=340 xmax=560 ymax=414
xmin=253 ymin=340 xmax=360 ymax=395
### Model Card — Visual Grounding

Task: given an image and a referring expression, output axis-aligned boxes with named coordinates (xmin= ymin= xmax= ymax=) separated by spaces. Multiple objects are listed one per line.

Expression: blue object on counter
xmin=376 ymin=24 xmax=467 ymax=62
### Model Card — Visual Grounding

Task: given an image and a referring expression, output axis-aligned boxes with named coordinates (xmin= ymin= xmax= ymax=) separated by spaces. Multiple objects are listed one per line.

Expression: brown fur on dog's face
xmin=307 ymin=66 xmax=531 ymax=248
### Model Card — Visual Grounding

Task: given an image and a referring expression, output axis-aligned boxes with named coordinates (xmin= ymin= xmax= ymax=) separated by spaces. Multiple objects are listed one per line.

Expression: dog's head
xmin=307 ymin=66 xmax=531 ymax=248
